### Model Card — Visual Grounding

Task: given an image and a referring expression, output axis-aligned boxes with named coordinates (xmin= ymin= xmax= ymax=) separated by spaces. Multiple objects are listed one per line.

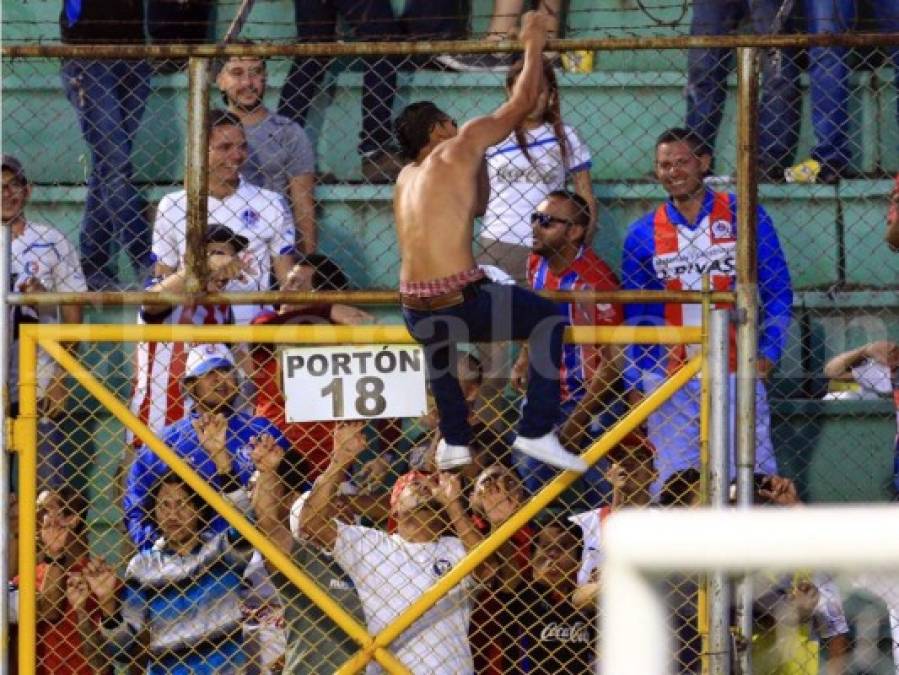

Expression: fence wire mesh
xmin=3 ymin=1 xmax=899 ymax=673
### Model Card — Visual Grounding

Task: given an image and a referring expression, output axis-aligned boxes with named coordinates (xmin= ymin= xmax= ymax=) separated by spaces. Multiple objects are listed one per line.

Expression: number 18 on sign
xmin=281 ymin=345 xmax=427 ymax=422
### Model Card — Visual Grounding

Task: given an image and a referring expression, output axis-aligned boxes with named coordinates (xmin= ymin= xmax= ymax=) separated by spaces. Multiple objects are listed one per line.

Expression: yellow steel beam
xmin=36 ymin=335 xmax=410 ymax=675
xmin=16 ymin=331 xmax=38 ymax=675
xmin=337 ymin=355 xmax=704 ymax=671
xmin=25 ymin=323 xmax=703 ymax=346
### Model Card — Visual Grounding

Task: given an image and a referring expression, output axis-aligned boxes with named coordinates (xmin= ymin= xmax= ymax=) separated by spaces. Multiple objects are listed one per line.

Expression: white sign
xmin=281 ymin=345 xmax=427 ymax=423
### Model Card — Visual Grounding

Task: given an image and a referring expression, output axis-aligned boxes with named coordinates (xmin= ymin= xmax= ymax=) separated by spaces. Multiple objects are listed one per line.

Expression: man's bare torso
xmin=394 ymin=140 xmax=480 ymax=284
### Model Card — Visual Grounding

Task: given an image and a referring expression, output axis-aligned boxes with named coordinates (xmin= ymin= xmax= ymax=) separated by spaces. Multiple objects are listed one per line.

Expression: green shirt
xmin=275 ymin=540 xmax=365 ymax=674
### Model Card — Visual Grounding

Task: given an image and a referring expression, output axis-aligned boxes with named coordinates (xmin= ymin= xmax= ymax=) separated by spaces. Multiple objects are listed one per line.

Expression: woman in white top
xmin=478 ymin=57 xmax=596 ymax=283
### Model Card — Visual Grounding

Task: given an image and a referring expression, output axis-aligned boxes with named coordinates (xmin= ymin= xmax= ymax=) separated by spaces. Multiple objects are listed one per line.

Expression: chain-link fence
xmin=3 ymin=1 xmax=899 ymax=673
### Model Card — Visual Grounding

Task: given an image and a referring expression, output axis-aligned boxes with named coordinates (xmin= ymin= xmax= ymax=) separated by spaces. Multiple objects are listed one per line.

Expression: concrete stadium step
xmin=25 ymin=178 xmax=898 ymax=291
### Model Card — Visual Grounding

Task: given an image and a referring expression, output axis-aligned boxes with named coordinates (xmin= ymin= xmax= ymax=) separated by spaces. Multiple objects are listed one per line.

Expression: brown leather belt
xmin=400 ymin=278 xmax=487 ymax=311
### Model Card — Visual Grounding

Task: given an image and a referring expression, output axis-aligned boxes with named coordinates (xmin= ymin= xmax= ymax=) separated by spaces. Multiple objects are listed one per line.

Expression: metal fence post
xmin=734 ymin=46 xmax=761 ymax=675
xmin=708 ymin=309 xmax=732 ymax=675
xmin=185 ymin=57 xmax=211 ymax=293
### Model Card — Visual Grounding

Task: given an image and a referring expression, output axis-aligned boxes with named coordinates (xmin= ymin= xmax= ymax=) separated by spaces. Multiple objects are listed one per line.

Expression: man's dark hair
xmin=395 ymin=101 xmax=448 ymax=161
xmin=208 ymin=108 xmax=243 ymax=136
xmin=546 ymin=189 xmax=590 ymax=227
xmin=215 ymin=42 xmax=266 ymax=106
xmin=659 ymin=468 xmax=701 ymax=507
xmin=655 ymin=127 xmax=709 ymax=157
xmin=295 ymin=253 xmax=350 ymax=291
xmin=147 ymin=472 xmax=216 ymax=533
xmin=536 ymin=517 xmax=584 ymax=561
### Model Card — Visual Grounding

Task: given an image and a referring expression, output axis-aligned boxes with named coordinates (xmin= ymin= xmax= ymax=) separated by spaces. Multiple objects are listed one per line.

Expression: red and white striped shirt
xmin=128 ymin=302 xmax=233 ymax=443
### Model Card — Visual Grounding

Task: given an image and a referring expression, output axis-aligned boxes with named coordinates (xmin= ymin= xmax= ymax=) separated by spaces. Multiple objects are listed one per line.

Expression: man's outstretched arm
xmin=454 ymin=10 xmax=551 ymax=157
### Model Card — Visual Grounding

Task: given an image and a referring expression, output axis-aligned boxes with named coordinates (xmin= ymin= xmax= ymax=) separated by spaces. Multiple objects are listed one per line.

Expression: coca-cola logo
xmin=539 ymin=621 xmax=592 ymax=643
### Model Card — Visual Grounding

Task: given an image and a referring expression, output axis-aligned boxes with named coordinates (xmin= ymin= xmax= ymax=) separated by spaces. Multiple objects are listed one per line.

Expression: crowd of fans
xmin=3 ymin=0 xmax=899 ymax=673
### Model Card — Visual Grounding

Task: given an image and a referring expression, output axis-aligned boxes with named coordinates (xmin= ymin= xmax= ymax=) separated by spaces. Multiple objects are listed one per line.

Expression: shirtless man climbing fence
xmin=393 ymin=9 xmax=587 ymax=474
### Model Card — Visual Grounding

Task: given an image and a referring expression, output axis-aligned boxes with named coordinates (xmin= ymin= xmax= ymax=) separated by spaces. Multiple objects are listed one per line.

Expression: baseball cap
xmin=183 ymin=343 xmax=235 ymax=380
xmin=1 ymin=155 xmax=27 ymax=184
xmin=206 ymin=223 xmax=249 ymax=252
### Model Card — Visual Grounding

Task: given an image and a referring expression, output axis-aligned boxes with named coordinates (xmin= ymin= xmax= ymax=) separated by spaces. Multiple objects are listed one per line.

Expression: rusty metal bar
xmin=2 ymin=33 xmax=897 ymax=58
xmin=221 ymin=0 xmax=257 ymax=44
xmin=734 ymin=46 xmax=760 ymax=675
xmin=184 ymin=57 xmax=211 ymax=293
xmin=7 ymin=289 xmax=738 ymax=307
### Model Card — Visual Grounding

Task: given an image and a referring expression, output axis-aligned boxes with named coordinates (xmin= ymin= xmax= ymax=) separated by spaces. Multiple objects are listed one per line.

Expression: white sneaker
xmin=513 ymin=432 xmax=588 ymax=472
xmin=435 ymin=440 xmax=472 ymax=470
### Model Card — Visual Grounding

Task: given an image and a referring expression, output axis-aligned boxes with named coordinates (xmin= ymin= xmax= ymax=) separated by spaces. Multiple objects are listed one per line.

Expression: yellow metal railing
xmin=16 ymin=322 xmax=706 ymax=675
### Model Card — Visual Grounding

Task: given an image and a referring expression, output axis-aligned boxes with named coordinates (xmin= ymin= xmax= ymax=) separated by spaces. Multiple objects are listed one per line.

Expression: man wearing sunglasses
xmin=510 ymin=190 xmax=624 ymax=500
xmin=392 ymin=9 xmax=587 ymax=476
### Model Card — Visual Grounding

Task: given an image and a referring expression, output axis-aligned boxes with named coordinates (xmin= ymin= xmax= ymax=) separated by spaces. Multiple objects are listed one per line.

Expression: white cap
xmin=183 ymin=343 xmax=235 ymax=380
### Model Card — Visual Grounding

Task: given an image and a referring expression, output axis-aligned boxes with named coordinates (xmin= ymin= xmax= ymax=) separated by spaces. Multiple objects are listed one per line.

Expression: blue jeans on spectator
xmin=278 ymin=0 xmax=399 ymax=156
xmin=403 ymin=283 xmax=567 ymax=447
xmin=61 ymin=59 xmax=152 ymax=288
xmin=804 ymin=0 xmax=899 ymax=172
xmin=686 ymin=0 xmax=801 ymax=171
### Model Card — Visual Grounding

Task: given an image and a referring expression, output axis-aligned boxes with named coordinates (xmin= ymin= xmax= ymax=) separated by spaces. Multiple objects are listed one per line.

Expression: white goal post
xmin=601 ymin=505 xmax=899 ymax=675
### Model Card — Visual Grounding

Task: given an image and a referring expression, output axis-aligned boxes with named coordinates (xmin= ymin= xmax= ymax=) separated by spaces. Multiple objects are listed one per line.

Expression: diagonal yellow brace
xmin=38 ymin=336 xmax=411 ymax=675
xmin=336 ymin=355 xmax=703 ymax=673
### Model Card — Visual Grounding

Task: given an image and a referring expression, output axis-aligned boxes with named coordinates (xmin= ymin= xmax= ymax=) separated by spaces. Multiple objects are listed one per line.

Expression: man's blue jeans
xmin=403 ymin=283 xmax=567 ymax=447
xmin=686 ymin=0 xmax=801 ymax=169
xmin=804 ymin=0 xmax=899 ymax=171
xmin=278 ymin=0 xmax=399 ymax=156
xmin=61 ymin=59 xmax=152 ymax=287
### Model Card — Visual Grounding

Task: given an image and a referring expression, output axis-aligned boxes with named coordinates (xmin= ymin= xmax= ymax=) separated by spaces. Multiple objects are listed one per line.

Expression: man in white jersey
xmin=3 ymin=155 xmax=86 ymax=490
xmin=129 ymin=224 xmax=248 ymax=441
xmin=152 ymin=109 xmax=295 ymax=325
xmin=216 ymin=49 xmax=317 ymax=255
xmin=303 ymin=422 xmax=492 ymax=674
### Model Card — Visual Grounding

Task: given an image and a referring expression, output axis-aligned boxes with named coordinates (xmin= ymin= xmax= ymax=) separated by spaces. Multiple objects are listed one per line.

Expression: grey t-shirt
xmin=274 ymin=540 xmax=365 ymax=674
xmin=241 ymin=112 xmax=315 ymax=197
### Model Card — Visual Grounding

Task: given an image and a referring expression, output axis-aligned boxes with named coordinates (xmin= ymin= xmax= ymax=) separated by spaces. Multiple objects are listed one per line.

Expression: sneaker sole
xmin=512 ymin=440 xmax=588 ymax=472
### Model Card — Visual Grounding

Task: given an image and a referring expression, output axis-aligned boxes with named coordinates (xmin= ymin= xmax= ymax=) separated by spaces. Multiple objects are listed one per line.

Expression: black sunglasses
xmin=531 ymin=211 xmax=575 ymax=229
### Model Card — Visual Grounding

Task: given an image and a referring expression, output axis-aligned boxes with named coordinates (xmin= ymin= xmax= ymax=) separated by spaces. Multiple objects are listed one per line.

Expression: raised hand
xmin=357 ymin=455 xmax=392 ymax=493
xmin=332 ymin=422 xmax=367 ymax=467
xmin=82 ymin=557 xmax=119 ymax=609
xmin=250 ymin=433 xmax=283 ymax=474
xmin=40 ymin=513 xmax=71 ymax=559
xmin=192 ymin=413 xmax=229 ymax=473
xmin=66 ymin=571 xmax=91 ymax=611
xmin=518 ymin=9 xmax=552 ymax=50
xmin=758 ymin=475 xmax=800 ymax=506
xmin=434 ymin=472 xmax=463 ymax=507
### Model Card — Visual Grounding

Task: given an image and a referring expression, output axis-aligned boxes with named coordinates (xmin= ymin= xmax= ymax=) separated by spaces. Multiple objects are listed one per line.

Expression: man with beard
xmin=303 ymin=422 xmax=493 ymax=674
xmin=216 ymin=50 xmax=317 ymax=255
xmin=125 ymin=344 xmax=289 ymax=549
